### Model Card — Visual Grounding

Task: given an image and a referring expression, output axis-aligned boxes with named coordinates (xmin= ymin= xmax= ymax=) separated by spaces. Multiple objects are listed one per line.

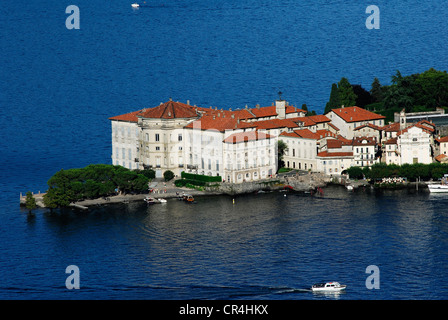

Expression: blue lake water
xmin=1 ymin=0 xmax=448 ymax=300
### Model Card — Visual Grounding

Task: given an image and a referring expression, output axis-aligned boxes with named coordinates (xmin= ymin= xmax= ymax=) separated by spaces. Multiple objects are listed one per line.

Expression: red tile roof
xmin=109 ymin=110 xmax=141 ymax=122
xmin=330 ymin=106 xmax=385 ymax=123
xmin=184 ymin=115 xmax=253 ymax=132
xmin=352 ymin=136 xmax=377 ymax=146
xmin=397 ymin=123 xmax=434 ymax=136
xmin=354 ymin=123 xmax=382 ymax=131
xmin=436 ymin=136 xmax=448 ymax=143
xmin=246 ymin=118 xmax=301 ymax=130
xmin=317 ymin=151 xmax=353 ymax=158
xmin=307 ymin=115 xmax=331 ymax=123
xmin=223 ymin=131 xmax=273 ymax=144
xmin=435 ymin=154 xmax=448 ymax=162
xmin=381 ymin=122 xmax=400 ymax=132
xmin=279 ymin=129 xmax=320 ymax=140
xmin=384 ymin=137 xmax=398 ymax=145
xmin=137 ymin=100 xmax=199 ymax=119
xmin=327 ymin=122 xmax=340 ymax=131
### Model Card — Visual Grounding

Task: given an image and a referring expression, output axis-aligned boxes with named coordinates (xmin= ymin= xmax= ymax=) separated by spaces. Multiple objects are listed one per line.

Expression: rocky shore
xmin=21 ymin=171 xmax=331 ymax=210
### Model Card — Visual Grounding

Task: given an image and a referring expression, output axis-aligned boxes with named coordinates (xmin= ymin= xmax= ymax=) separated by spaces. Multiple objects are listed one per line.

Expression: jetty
xmin=19 ymin=191 xmax=46 ymax=208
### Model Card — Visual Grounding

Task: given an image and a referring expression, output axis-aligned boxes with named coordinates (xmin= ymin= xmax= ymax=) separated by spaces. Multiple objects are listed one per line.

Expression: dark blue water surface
xmin=1 ymin=0 xmax=448 ymax=300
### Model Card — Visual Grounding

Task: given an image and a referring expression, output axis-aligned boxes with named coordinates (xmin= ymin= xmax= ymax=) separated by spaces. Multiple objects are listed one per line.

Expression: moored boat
xmin=183 ymin=194 xmax=194 ymax=203
xmin=311 ymin=282 xmax=347 ymax=292
xmin=144 ymin=196 xmax=156 ymax=204
xmin=131 ymin=3 xmax=140 ymax=8
xmin=428 ymin=174 xmax=448 ymax=193
xmin=428 ymin=184 xmax=448 ymax=193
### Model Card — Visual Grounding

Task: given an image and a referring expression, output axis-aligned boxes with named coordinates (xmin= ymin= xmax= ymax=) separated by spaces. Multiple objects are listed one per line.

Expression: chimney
xmin=187 ymin=100 xmax=190 ymax=105
xmin=256 ymin=104 xmax=260 ymax=109
xmin=231 ymin=114 xmax=235 ymax=119
xmin=341 ymin=105 xmax=345 ymax=109
xmin=275 ymin=99 xmax=286 ymax=119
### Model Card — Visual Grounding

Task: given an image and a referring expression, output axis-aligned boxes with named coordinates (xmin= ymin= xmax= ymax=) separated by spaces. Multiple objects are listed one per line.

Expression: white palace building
xmin=110 ymin=98 xmax=443 ymax=182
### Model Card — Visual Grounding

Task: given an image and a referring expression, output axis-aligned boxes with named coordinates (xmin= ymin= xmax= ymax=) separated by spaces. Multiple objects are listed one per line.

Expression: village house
xmin=279 ymin=129 xmax=319 ymax=171
xmin=352 ymin=136 xmax=378 ymax=167
xmin=397 ymin=124 xmax=434 ymax=165
xmin=435 ymin=136 xmax=448 ymax=163
xmin=325 ymin=106 xmax=385 ymax=140
xmin=316 ymin=138 xmax=354 ymax=175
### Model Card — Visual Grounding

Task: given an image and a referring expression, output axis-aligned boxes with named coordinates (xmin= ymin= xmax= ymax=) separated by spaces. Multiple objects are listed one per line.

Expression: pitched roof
xmin=307 ymin=115 xmax=331 ymax=123
xmin=184 ymin=114 xmax=253 ymax=132
xmin=354 ymin=123 xmax=382 ymax=131
xmin=435 ymin=154 xmax=448 ymax=162
xmin=223 ymin=131 xmax=273 ymax=144
xmin=397 ymin=123 xmax=434 ymax=136
xmin=315 ymin=129 xmax=338 ymax=139
xmin=436 ymin=136 xmax=448 ymax=143
xmin=352 ymin=136 xmax=377 ymax=146
xmin=137 ymin=100 xmax=199 ymax=119
xmin=246 ymin=118 xmax=301 ymax=130
xmin=317 ymin=151 xmax=353 ymax=158
xmin=330 ymin=106 xmax=385 ymax=123
xmin=109 ymin=110 xmax=141 ymax=122
xmin=381 ymin=122 xmax=400 ymax=132
xmin=279 ymin=128 xmax=320 ymax=140
xmin=384 ymin=137 xmax=398 ymax=145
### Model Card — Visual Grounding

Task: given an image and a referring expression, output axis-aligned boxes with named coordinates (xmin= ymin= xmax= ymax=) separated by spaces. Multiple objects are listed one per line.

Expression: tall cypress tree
xmin=324 ymin=83 xmax=340 ymax=114
xmin=338 ymin=77 xmax=357 ymax=107
xmin=370 ymin=77 xmax=383 ymax=102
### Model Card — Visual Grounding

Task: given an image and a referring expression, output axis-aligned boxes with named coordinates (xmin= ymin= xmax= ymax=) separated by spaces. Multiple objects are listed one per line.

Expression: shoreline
xmin=20 ymin=171 xmax=331 ymax=209
xmin=20 ymin=172 xmax=436 ymax=210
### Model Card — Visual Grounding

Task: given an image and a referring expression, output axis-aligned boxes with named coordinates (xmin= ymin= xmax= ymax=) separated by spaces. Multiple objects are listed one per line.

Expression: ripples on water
xmin=1 ymin=0 xmax=448 ymax=300
xmin=2 ymin=187 xmax=447 ymax=299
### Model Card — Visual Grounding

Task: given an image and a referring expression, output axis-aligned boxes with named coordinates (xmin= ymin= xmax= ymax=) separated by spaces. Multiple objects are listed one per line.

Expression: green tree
xmin=25 ymin=191 xmax=37 ymax=214
xmin=163 ymin=170 xmax=175 ymax=182
xmin=324 ymin=83 xmax=340 ymax=114
xmin=347 ymin=166 xmax=364 ymax=180
xmin=277 ymin=140 xmax=288 ymax=170
xmin=370 ymin=77 xmax=384 ymax=102
xmin=414 ymin=68 xmax=448 ymax=109
xmin=338 ymin=77 xmax=357 ymax=108
xmin=384 ymin=70 xmax=414 ymax=112
xmin=43 ymin=187 xmax=70 ymax=209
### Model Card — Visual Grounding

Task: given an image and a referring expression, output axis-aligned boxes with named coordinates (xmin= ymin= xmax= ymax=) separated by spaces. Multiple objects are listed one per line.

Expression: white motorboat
xmin=346 ymin=185 xmax=354 ymax=191
xmin=428 ymin=184 xmax=448 ymax=193
xmin=311 ymin=282 xmax=347 ymax=292
xmin=131 ymin=3 xmax=140 ymax=8
xmin=428 ymin=174 xmax=448 ymax=193
xmin=144 ymin=196 xmax=156 ymax=204
xmin=157 ymin=198 xmax=167 ymax=203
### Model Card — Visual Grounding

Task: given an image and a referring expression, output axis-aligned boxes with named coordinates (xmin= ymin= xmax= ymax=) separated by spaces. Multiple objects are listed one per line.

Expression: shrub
xmin=180 ymin=172 xmax=221 ymax=182
xmin=163 ymin=170 xmax=175 ymax=181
